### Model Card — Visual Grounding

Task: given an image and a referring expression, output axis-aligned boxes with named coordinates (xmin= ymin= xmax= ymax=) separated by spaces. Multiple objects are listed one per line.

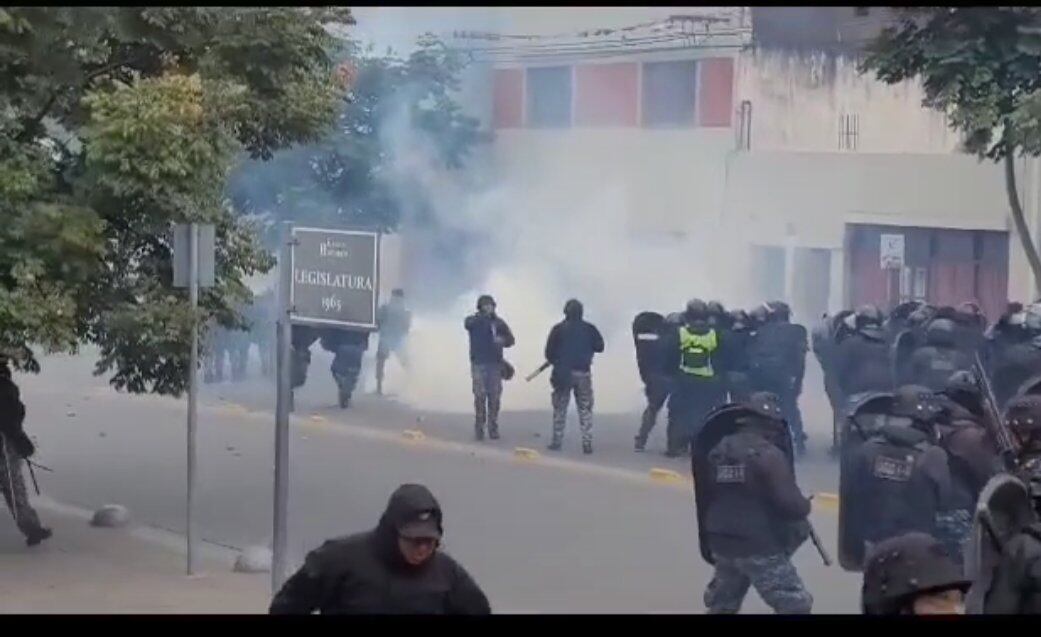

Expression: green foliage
xmin=228 ymin=34 xmax=490 ymax=236
xmin=860 ymin=7 xmax=1041 ymax=161
xmin=0 ymin=7 xmax=351 ymax=393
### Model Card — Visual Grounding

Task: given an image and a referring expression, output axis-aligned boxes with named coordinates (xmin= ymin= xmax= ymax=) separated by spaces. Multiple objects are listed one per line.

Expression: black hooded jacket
xmin=544 ymin=302 xmax=604 ymax=375
xmin=269 ymin=484 xmax=491 ymax=615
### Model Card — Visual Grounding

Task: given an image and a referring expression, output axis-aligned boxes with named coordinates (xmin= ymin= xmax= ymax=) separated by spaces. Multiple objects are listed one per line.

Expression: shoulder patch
xmin=715 ymin=463 xmax=746 ymax=484
xmin=872 ymin=454 xmax=914 ymax=482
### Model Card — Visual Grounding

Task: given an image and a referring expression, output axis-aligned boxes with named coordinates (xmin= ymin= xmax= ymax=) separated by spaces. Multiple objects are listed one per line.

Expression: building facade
xmin=444 ymin=6 xmax=1037 ymax=322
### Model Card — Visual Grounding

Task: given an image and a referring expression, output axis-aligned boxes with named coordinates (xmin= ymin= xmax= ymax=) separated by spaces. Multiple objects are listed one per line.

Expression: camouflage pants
xmin=704 ymin=553 xmax=813 ymax=614
xmin=551 ymin=371 xmax=594 ymax=445
xmin=471 ymin=363 xmax=503 ymax=432
xmin=0 ymin=436 xmax=43 ymax=539
xmin=935 ymin=509 xmax=973 ymax=566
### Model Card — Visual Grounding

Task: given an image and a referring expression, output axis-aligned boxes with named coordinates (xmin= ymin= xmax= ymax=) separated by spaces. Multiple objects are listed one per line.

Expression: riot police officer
xmin=905 ymin=318 xmax=974 ymax=391
xmin=977 ymin=394 xmax=1041 ymax=614
xmin=663 ymin=299 xmax=725 ymax=457
xmin=746 ymin=301 xmax=809 ymax=455
xmin=718 ymin=309 xmax=753 ymax=404
xmin=633 ymin=311 xmax=671 ymax=452
xmin=844 ymin=385 xmax=952 ymax=557
xmin=322 ymin=329 xmax=371 ymax=409
xmin=834 ymin=305 xmax=893 ymax=398
xmin=862 ymin=532 xmax=969 ymax=615
xmin=694 ymin=392 xmax=814 ymax=614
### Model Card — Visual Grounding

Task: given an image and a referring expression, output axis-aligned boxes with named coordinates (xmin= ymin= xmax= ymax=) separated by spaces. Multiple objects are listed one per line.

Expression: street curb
xmin=32 ymin=496 xmax=244 ymax=567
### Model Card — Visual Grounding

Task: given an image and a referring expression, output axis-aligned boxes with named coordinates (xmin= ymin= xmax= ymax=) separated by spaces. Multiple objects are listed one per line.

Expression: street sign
xmin=290 ymin=227 xmax=380 ymax=329
xmin=173 ymin=224 xmax=215 ymax=288
xmin=880 ymin=233 xmax=905 ymax=270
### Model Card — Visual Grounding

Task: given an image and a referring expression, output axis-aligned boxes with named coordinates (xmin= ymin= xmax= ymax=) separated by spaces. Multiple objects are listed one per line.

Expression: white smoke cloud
xmin=374 ymin=93 xmax=752 ymax=414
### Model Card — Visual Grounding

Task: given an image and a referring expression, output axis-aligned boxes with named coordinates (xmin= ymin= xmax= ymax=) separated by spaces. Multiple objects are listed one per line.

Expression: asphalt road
xmin=12 ymin=351 xmax=860 ymax=613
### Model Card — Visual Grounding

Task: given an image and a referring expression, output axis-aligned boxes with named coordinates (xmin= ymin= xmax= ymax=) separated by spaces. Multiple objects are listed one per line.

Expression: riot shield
xmin=691 ymin=403 xmax=794 ymax=565
xmin=1012 ymin=371 xmax=1041 ymax=403
xmin=891 ymin=328 xmax=918 ymax=387
xmin=838 ymin=391 xmax=897 ymax=572
xmin=965 ymin=473 xmax=1037 ymax=614
xmin=632 ymin=311 xmax=666 ymax=386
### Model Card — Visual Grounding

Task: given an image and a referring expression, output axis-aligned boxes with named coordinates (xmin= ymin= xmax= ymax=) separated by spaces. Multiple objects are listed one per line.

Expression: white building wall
xmin=734 ymin=50 xmax=962 ymax=154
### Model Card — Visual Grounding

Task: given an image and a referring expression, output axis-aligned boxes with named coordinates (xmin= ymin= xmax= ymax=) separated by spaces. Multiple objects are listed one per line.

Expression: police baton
xmin=807 ymin=520 xmax=832 ymax=567
xmin=26 ymin=460 xmax=42 ymax=496
xmin=525 ymin=361 xmax=552 ymax=382
xmin=805 ymin=495 xmax=833 ymax=567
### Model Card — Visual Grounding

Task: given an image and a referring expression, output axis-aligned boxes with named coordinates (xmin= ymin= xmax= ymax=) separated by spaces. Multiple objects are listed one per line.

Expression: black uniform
xmin=747 ymin=318 xmax=808 ymax=451
xmin=633 ymin=312 xmax=672 ymax=452
xmin=0 ymin=365 xmax=51 ymax=546
xmin=906 ymin=320 xmax=974 ymax=392
xmin=845 ymin=396 xmax=952 ymax=552
xmin=698 ymin=394 xmax=813 ymax=614
xmin=322 ymin=329 xmax=371 ymax=409
xmin=834 ymin=328 xmax=892 ymax=397
xmin=718 ymin=311 xmax=753 ymax=404
xmin=270 ymin=484 xmax=490 ymax=615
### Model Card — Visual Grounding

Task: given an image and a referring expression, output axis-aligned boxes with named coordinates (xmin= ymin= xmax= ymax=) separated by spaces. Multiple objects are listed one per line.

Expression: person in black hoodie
xmin=464 ymin=295 xmax=515 ymax=441
xmin=270 ymin=483 xmax=490 ymax=615
xmin=0 ymin=359 xmax=51 ymax=546
xmin=544 ymin=299 xmax=605 ymax=454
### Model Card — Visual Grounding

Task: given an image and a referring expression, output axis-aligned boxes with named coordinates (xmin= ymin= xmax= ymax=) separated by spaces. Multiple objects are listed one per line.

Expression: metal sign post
xmin=273 ymin=222 xmax=294 ymax=593
xmin=270 ymin=224 xmax=380 ymax=594
xmin=173 ymin=223 xmax=215 ymax=576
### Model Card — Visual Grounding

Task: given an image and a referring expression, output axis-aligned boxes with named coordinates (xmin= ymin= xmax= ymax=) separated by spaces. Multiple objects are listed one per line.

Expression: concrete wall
xmin=734 ymin=50 xmax=962 ymax=154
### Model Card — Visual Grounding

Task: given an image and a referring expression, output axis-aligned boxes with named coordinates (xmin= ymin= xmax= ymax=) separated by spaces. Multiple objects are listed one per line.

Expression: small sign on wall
xmin=880 ymin=233 xmax=905 ymax=270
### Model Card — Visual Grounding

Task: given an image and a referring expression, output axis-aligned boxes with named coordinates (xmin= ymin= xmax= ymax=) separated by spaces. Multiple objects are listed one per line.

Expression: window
xmin=838 ymin=112 xmax=859 ymax=151
xmin=526 ymin=66 xmax=572 ymax=128
xmin=642 ymin=60 xmax=697 ymax=128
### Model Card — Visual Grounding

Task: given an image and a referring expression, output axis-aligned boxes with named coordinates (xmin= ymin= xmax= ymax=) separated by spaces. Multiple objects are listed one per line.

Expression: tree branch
xmin=1004 ymin=137 xmax=1041 ymax=298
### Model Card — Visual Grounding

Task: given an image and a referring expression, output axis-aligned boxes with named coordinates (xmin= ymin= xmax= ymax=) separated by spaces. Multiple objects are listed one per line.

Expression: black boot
xmin=634 ymin=434 xmax=647 ymax=452
xmin=583 ymin=440 xmax=593 ymax=455
xmin=475 ymin=424 xmax=485 ymax=441
xmin=547 ymin=437 xmax=562 ymax=451
xmin=488 ymin=425 xmax=500 ymax=440
xmin=26 ymin=527 xmax=52 ymax=547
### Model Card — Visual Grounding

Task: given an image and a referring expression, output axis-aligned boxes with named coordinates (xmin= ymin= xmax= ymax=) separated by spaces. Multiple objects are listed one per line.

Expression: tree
xmin=227 ymin=34 xmax=490 ymax=239
xmin=0 ymin=7 xmax=352 ymax=394
xmin=860 ymin=7 xmax=1041 ymax=295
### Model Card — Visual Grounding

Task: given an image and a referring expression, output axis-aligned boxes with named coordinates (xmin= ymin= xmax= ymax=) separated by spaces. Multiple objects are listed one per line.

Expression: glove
xmin=9 ymin=431 xmax=34 ymax=459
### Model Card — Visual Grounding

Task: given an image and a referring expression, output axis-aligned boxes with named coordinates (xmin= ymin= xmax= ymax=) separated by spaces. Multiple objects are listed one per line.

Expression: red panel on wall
xmin=493 ymin=69 xmax=523 ymax=129
xmin=697 ymin=57 xmax=734 ymax=128
xmin=574 ymin=62 xmax=638 ymax=127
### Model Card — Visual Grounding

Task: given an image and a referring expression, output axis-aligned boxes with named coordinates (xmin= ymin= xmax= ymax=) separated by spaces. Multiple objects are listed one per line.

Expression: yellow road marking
xmin=513 ymin=447 xmax=540 ymax=461
xmin=649 ymin=467 xmax=686 ymax=484
xmin=402 ymin=429 xmax=426 ymax=441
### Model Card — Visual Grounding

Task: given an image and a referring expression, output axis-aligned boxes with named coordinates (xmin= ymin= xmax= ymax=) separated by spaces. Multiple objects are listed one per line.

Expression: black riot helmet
xmin=943 ymin=371 xmax=982 ymax=416
xmin=737 ymin=392 xmax=788 ymax=448
xmin=750 ymin=303 xmax=771 ymax=327
xmin=925 ymin=318 xmax=956 ymax=346
xmin=563 ymin=298 xmax=584 ymax=321
xmin=745 ymin=391 xmax=785 ymax=421
xmin=861 ymin=532 xmax=970 ymax=615
xmin=685 ymin=298 xmax=708 ymax=322
xmin=856 ymin=304 xmax=885 ymax=327
xmin=891 ymin=385 xmax=944 ymax=427
xmin=767 ymin=300 xmax=792 ymax=322
xmin=706 ymin=301 xmax=726 ymax=327
xmin=476 ymin=294 xmax=496 ymax=311
xmin=729 ymin=309 xmax=750 ymax=331
xmin=1005 ymin=394 xmax=1041 ymax=451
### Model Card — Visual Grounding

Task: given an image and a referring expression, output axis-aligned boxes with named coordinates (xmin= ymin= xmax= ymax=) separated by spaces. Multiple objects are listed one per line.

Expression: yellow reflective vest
xmin=679 ymin=326 xmax=718 ymax=378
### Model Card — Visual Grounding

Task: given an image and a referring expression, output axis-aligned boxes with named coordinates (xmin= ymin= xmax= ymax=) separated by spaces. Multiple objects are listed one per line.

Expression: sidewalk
xmin=0 ymin=499 xmax=269 ymax=614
